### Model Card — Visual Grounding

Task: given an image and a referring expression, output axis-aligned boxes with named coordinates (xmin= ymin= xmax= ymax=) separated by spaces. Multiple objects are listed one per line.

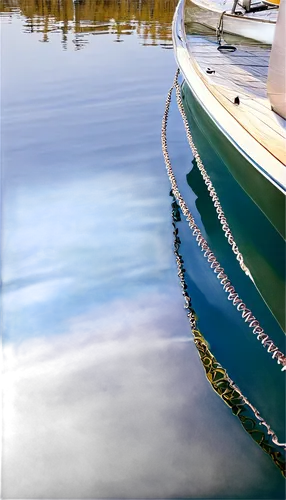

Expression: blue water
xmin=1 ymin=1 xmax=285 ymax=498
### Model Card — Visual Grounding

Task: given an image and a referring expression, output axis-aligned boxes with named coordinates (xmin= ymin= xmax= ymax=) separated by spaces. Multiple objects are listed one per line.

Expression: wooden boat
xmin=186 ymin=0 xmax=279 ymax=44
xmin=173 ymin=0 xmax=285 ymax=237
xmin=172 ymin=0 xmax=286 ymax=330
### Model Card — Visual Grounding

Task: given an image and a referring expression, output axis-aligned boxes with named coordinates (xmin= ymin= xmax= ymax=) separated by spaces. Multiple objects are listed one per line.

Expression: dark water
xmin=1 ymin=1 xmax=285 ymax=498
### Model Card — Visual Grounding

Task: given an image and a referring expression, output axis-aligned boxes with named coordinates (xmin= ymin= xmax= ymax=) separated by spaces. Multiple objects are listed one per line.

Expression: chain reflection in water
xmin=171 ymin=193 xmax=286 ymax=477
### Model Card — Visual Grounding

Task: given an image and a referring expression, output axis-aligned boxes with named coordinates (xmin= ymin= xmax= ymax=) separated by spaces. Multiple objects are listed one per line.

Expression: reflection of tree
xmin=0 ymin=0 xmax=178 ymax=48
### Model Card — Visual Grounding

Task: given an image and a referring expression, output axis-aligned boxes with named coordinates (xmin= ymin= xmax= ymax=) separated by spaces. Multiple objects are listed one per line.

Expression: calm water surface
xmin=1 ymin=1 xmax=285 ymax=497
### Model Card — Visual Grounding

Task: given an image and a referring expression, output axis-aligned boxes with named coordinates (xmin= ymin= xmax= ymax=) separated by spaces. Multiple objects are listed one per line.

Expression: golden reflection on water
xmin=0 ymin=0 xmax=178 ymax=47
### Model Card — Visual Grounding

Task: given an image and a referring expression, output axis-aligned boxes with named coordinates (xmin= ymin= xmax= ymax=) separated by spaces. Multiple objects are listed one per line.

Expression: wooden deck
xmin=185 ymin=27 xmax=286 ymax=165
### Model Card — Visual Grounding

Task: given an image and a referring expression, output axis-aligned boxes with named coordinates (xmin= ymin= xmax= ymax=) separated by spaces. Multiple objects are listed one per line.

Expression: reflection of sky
xmin=2 ymin=19 xmax=175 ymax=343
xmin=1 ymin=13 xmax=285 ymax=499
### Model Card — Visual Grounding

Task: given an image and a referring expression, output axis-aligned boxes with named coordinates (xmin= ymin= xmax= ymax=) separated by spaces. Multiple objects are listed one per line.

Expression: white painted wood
xmin=185 ymin=0 xmax=278 ymax=44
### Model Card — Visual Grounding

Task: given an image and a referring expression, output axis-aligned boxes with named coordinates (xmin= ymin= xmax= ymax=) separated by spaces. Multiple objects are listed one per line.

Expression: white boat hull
xmin=185 ymin=0 xmax=277 ymax=44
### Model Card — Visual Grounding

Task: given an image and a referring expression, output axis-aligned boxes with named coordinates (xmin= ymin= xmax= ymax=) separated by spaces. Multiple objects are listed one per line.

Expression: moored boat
xmin=171 ymin=0 xmax=286 ymax=330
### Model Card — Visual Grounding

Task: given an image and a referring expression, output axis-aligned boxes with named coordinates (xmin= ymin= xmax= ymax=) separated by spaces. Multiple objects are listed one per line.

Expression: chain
xmin=174 ymin=74 xmax=252 ymax=280
xmin=171 ymin=195 xmax=285 ymax=474
xmin=161 ymin=68 xmax=286 ymax=371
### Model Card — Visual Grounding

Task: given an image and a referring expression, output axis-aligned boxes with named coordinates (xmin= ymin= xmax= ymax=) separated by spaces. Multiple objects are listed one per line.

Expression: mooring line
xmin=161 ymin=69 xmax=286 ymax=371
xmin=161 ymin=70 xmax=286 ymax=477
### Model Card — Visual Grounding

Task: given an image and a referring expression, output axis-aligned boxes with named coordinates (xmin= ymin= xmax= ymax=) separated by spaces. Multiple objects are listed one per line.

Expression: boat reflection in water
xmin=182 ymin=85 xmax=286 ymax=330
